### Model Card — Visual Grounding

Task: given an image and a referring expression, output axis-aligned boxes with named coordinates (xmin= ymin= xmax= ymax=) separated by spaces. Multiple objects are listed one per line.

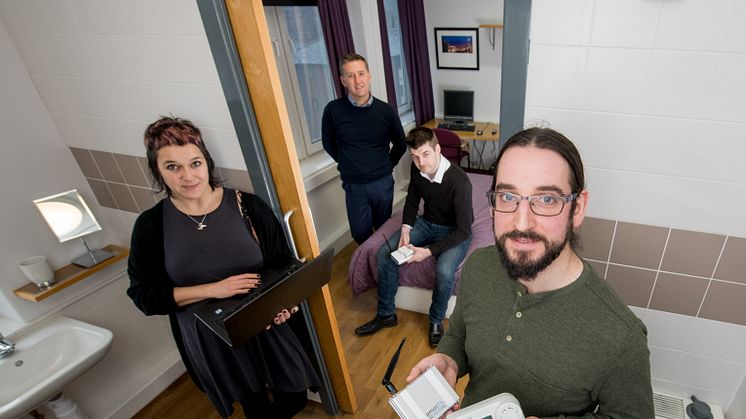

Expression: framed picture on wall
xmin=434 ymin=27 xmax=479 ymax=70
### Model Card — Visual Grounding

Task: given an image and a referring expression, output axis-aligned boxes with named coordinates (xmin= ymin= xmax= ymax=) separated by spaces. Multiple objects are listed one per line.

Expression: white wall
xmin=526 ymin=0 xmax=746 ymax=413
xmin=425 ymin=0 xmax=504 ymax=123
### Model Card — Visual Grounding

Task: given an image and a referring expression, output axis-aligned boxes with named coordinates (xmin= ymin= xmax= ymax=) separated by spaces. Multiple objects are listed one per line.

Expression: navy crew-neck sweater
xmin=321 ymin=96 xmax=406 ymax=184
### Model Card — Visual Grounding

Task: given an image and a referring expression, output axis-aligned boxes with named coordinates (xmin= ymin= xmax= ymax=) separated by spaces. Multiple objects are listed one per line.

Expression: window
xmin=265 ymin=6 xmax=337 ymax=160
xmin=382 ymin=0 xmax=414 ymax=124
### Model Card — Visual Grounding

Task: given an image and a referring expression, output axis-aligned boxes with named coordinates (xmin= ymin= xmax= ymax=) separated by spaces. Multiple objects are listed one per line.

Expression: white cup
xmin=19 ymin=255 xmax=55 ymax=289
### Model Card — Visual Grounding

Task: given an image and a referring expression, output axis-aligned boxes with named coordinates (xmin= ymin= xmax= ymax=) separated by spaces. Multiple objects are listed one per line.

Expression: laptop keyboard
xmin=217 ymin=264 xmax=301 ymax=320
xmin=437 ymin=122 xmax=475 ymax=132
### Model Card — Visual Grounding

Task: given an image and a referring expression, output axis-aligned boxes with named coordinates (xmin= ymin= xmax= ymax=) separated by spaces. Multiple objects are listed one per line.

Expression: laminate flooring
xmin=133 ymin=241 xmax=468 ymax=418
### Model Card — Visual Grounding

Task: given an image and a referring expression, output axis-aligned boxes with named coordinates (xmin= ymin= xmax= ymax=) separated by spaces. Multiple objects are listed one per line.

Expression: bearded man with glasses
xmin=406 ymin=128 xmax=654 ymax=418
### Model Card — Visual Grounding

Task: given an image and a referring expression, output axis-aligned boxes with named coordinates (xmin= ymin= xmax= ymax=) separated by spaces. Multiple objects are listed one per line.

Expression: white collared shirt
xmin=419 ymin=154 xmax=451 ymax=184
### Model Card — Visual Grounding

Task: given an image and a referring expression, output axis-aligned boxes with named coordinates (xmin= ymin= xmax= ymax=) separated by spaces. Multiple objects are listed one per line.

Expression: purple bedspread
xmin=347 ymin=172 xmax=495 ymax=296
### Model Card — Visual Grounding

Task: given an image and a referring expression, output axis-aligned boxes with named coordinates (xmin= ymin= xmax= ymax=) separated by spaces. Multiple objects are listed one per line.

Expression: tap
xmin=0 ymin=332 xmax=15 ymax=359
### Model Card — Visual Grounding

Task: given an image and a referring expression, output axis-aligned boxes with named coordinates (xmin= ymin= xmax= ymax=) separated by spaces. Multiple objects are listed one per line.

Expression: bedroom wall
xmin=525 ymin=0 xmax=746 ymax=413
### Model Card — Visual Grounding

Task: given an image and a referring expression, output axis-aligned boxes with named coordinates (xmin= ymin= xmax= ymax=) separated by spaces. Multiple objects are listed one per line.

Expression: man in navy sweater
xmin=355 ymin=127 xmax=473 ymax=346
xmin=322 ymin=53 xmax=406 ymax=244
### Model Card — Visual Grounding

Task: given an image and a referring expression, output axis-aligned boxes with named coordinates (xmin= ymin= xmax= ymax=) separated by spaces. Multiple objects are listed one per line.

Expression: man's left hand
xmin=405 ymin=245 xmax=431 ymax=263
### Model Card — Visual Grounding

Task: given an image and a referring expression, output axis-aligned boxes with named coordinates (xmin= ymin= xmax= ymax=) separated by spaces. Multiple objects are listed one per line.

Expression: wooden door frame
xmin=196 ymin=0 xmax=356 ymax=413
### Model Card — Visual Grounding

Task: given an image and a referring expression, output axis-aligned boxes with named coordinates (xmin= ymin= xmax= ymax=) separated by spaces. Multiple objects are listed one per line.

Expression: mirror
xmin=33 ymin=189 xmax=113 ymax=268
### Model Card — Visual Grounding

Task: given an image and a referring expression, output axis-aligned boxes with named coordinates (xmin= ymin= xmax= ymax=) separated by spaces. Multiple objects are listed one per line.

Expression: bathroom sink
xmin=0 ymin=316 xmax=112 ymax=418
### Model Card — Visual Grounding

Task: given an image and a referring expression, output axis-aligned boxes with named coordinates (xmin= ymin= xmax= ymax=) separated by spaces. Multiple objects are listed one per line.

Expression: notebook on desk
xmin=189 ymin=248 xmax=334 ymax=348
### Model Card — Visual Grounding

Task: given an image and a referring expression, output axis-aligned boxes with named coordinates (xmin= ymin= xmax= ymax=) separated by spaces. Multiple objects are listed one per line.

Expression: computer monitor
xmin=443 ymin=90 xmax=474 ymax=122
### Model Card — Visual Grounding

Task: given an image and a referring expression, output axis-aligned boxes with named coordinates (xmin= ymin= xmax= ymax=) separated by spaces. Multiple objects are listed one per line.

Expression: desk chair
xmin=433 ymin=128 xmax=470 ymax=169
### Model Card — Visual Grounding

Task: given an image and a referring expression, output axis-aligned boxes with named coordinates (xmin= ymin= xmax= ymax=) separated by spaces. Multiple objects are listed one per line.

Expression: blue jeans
xmin=343 ymin=175 xmax=395 ymax=244
xmin=376 ymin=217 xmax=471 ymax=324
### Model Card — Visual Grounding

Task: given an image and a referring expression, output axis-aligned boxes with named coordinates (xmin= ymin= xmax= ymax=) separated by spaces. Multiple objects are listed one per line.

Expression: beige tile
xmin=586 ymin=260 xmax=607 ymax=278
xmin=129 ymin=186 xmax=157 ymax=212
xmin=610 ymin=221 xmax=668 ymax=269
xmin=699 ymin=281 xmax=746 ymax=326
xmin=107 ymin=182 xmax=138 ymax=213
xmin=606 ymin=264 xmax=656 ymax=308
xmin=577 ymin=217 xmax=615 ymax=261
xmin=220 ymin=167 xmax=252 ymax=193
xmin=70 ymin=147 xmax=102 ymax=179
xmin=713 ymin=237 xmax=746 ymax=285
xmin=661 ymin=229 xmax=725 ymax=277
xmin=136 ymin=156 xmax=155 ymax=187
xmin=90 ymin=150 xmax=125 ymax=183
xmin=649 ymin=272 xmax=709 ymax=316
xmin=113 ymin=153 xmax=149 ymax=187
xmin=86 ymin=178 xmax=116 ymax=208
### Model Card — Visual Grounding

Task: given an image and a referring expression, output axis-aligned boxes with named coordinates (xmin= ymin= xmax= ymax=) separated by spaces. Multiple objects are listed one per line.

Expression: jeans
xmin=376 ymin=217 xmax=471 ymax=324
xmin=343 ymin=174 xmax=395 ymax=244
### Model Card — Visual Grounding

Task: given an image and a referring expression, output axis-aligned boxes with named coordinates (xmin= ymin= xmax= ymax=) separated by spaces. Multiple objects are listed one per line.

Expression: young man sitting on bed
xmin=354 ymin=126 xmax=473 ymax=347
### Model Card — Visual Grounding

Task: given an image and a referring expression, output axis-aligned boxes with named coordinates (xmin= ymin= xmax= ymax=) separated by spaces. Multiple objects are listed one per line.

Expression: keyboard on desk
xmin=437 ymin=122 xmax=475 ymax=132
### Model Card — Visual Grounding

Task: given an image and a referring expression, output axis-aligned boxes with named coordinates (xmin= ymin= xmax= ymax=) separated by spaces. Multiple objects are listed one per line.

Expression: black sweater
xmin=321 ymin=96 xmax=406 ymax=183
xmin=126 ymin=190 xmax=292 ymax=389
xmin=402 ymin=163 xmax=473 ymax=256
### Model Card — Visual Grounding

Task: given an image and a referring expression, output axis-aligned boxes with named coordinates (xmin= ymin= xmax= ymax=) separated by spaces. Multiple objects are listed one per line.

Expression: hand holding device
xmin=383 ymin=233 xmax=415 ymax=265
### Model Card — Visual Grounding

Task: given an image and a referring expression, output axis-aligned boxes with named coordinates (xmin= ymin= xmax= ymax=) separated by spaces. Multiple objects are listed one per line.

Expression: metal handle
xmin=283 ymin=209 xmax=306 ymax=262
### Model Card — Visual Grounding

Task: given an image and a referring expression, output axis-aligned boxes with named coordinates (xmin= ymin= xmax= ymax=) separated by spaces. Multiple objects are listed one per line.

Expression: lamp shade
xmin=34 ymin=190 xmax=102 ymax=243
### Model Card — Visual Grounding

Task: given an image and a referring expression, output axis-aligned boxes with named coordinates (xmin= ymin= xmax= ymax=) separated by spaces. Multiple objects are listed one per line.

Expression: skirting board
xmin=395 ymin=286 xmax=457 ymax=319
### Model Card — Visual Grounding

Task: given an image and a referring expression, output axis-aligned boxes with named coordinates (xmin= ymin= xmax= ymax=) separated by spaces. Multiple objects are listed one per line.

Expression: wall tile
xmin=586 ymin=260 xmax=607 ymax=278
xmin=145 ymin=36 xmax=219 ymax=84
xmin=577 ymin=217 xmax=615 ymax=261
xmin=582 ymin=168 xmax=626 ymax=220
xmin=113 ymin=153 xmax=148 ymax=187
xmin=725 ymin=1 xmax=746 ymax=53
xmin=136 ymin=156 xmax=155 ymax=186
xmin=661 ymin=229 xmax=724 ymax=277
xmin=69 ymin=146 xmax=102 ymax=179
xmin=86 ymin=178 xmax=116 ymax=208
xmin=649 ymin=345 xmax=682 ymax=382
xmin=671 ymin=180 xmax=741 ymax=236
xmin=86 ymin=35 xmax=154 ymax=81
xmin=58 ymin=78 xmax=117 ymax=117
xmin=0 ymin=0 xmax=55 ymax=34
xmin=32 ymin=76 xmax=69 ymax=113
xmin=674 ymin=352 xmax=746 ymax=395
xmin=107 ymin=182 xmax=138 ymax=213
xmin=685 ymin=317 xmax=746 ymax=363
xmin=129 ymin=186 xmax=156 ymax=213
xmin=616 ymin=173 xmax=682 ymax=228
xmin=525 ymin=45 xmax=587 ymax=109
xmin=35 ymin=34 xmax=73 ymax=76
xmin=686 ymin=123 xmax=746 ymax=182
xmin=56 ymin=35 xmax=98 ymax=78
xmin=610 ymin=221 xmax=668 ymax=269
xmin=11 ymin=35 xmax=48 ymax=74
xmin=702 ymin=55 xmax=746 ymax=124
xmin=219 ymin=168 xmax=252 ymax=194
xmin=578 ymin=48 xmax=652 ymax=115
xmin=656 ymin=0 xmax=734 ymax=51
xmin=530 ymin=0 xmax=594 ymax=45
xmin=40 ymin=0 xmax=82 ymax=35
xmin=649 ymin=272 xmax=709 ymax=317
xmin=590 ymin=0 xmax=660 ymax=48
xmin=699 ymin=281 xmax=746 ymax=326
xmin=606 ymin=264 xmax=656 ymax=308
xmin=651 ymin=379 xmax=732 ymax=413
xmin=90 ymin=150 xmax=124 ymax=183
xmin=714 ymin=237 xmax=746 ymax=285
xmin=645 ymin=309 xmax=696 ymax=350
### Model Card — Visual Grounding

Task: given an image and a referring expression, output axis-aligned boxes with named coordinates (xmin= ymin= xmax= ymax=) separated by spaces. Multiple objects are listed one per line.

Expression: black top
xmin=321 ymin=96 xmax=406 ymax=184
xmin=127 ymin=190 xmax=318 ymax=418
xmin=402 ymin=163 xmax=473 ymax=256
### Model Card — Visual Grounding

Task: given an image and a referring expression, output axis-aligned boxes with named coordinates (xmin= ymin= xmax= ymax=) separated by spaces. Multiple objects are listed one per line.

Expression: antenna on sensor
xmin=382 ymin=337 xmax=407 ymax=395
xmin=382 ymin=233 xmax=395 ymax=254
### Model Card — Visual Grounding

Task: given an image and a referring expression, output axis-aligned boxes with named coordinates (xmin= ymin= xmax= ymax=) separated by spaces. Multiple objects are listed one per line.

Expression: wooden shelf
xmin=13 ymin=244 xmax=129 ymax=302
xmin=478 ymin=24 xmax=504 ymax=28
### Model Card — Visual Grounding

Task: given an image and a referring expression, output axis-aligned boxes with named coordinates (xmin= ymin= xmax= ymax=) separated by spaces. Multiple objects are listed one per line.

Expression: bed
xmin=347 ymin=172 xmax=495 ymax=315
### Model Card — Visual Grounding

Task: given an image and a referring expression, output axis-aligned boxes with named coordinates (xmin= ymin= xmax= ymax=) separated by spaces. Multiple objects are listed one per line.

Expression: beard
xmin=496 ymin=220 xmax=573 ymax=281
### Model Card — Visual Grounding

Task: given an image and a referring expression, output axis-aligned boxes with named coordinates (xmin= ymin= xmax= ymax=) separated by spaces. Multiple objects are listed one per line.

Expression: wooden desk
xmin=423 ymin=119 xmax=500 ymax=172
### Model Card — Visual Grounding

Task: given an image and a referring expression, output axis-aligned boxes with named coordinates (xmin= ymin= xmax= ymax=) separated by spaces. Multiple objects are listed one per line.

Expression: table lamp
xmin=33 ymin=189 xmax=114 ymax=268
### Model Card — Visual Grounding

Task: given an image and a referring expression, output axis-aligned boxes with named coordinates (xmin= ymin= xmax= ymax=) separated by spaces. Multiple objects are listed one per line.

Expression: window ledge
xmin=301 ymin=152 xmax=338 ymax=192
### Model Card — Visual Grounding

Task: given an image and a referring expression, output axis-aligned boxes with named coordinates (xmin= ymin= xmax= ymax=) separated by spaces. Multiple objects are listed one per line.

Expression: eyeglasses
xmin=486 ymin=190 xmax=578 ymax=217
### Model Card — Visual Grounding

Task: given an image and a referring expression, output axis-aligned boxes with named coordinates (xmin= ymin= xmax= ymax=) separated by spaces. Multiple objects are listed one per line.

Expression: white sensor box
xmin=389 ymin=366 xmax=460 ymax=419
xmin=391 ymin=246 xmax=414 ymax=265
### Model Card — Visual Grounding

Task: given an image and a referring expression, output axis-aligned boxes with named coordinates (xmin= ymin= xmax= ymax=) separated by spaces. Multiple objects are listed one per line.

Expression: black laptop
xmin=190 ymin=248 xmax=334 ymax=348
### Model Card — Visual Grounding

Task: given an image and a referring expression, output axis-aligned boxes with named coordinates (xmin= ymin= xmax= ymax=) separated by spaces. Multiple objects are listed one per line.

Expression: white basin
xmin=0 ymin=316 xmax=112 ymax=418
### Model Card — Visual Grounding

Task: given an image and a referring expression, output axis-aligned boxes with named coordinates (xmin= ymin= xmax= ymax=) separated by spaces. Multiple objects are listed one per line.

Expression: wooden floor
xmin=133 ymin=242 xmax=468 ymax=418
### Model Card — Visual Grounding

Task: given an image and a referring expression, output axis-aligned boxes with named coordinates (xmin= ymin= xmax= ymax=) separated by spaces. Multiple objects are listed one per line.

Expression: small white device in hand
xmin=383 ymin=233 xmax=415 ymax=265
xmin=448 ymin=392 xmax=524 ymax=419
xmin=383 ymin=338 xmax=460 ymax=419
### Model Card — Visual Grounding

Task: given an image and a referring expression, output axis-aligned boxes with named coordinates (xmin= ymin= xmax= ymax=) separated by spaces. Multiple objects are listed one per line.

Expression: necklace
xmin=186 ymin=213 xmax=208 ymax=230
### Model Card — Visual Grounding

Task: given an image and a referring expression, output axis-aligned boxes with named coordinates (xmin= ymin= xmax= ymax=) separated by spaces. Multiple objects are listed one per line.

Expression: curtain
xmin=398 ymin=0 xmax=434 ymax=125
xmin=377 ymin=0 xmax=398 ymax=107
xmin=318 ymin=0 xmax=356 ymax=98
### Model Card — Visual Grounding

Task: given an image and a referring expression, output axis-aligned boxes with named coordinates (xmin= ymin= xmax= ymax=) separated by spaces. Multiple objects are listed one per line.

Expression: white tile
xmin=85 ymin=292 xmax=140 ymax=330
xmin=526 ymin=45 xmax=587 ymax=109
xmin=58 ymin=78 xmax=117 ymax=117
xmin=0 ymin=0 xmax=54 ymax=34
xmin=641 ymin=51 xmax=718 ymax=120
xmin=578 ymin=47 xmax=652 ymax=115
xmin=685 ymin=121 xmax=746 ymax=183
xmin=56 ymin=35 xmax=98 ymax=78
xmin=71 ymin=115 xmax=127 ymax=151
xmin=84 ymin=276 xmax=129 ymax=308
xmin=728 ymin=377 xmax=746 ymax=419
xmin=613 ymin=116 xmax=697 ymax=177
xmin=629 ymin=305 xmax=648 ymax=323
xmin=50 ymin=112 xmax=82 ymax=142
xmin=645 ymin=309 xmax=696 ymax=350
xmin=530 ymin=0 xmax=594 ymax=45
xmin=685 ymin=317 xmax=746 ymax=363
xmin=31 ymin=76 xmax=69 ymax=112
xmin=672 ymin=181 xmax=743 ymax=236
xmin=11 ymin=34 xmax=48 ymax=74
xmin=145 ymin=36 xmax=220 ymax=84
xmin=583 ymin=168 xmax=625 ymax=220
xmin=656 ymin=0 xmax=735 ymax=51
xmin=40 ymin=0 xmax=82 ymax=35
xmin=200 ymin=127 xmax=246 ymax=170
xmin=35 ymin=35 xmax=73 ymax=76
xmin=652 ymin=379 xmax=733 ymax=412
xmin=675 ymin=352 xmax=746 ymax=394
xmin=650 ymin=346 xmax=682 ymax=381
xmin=86 ymin=35 xmax=154 ymax=81
xmin=590 ymin=0 xmax=661 ymax=48
xmin=701 ymin=54 xmax=746 ymax=124
xmin=139 ymin=0 xmax=205 ymax=36
xmin=616 ymin=173 xmax=682 ymax=228
xmin=730 ymin=199 xmax=746 ymax=239
xmin=725 ymin=1 xmax=746 ymax=53
xmin=118 ymin=119 xmax=150 ymax=155
xmin=67 ymin=0 xmax=107 ymax=34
